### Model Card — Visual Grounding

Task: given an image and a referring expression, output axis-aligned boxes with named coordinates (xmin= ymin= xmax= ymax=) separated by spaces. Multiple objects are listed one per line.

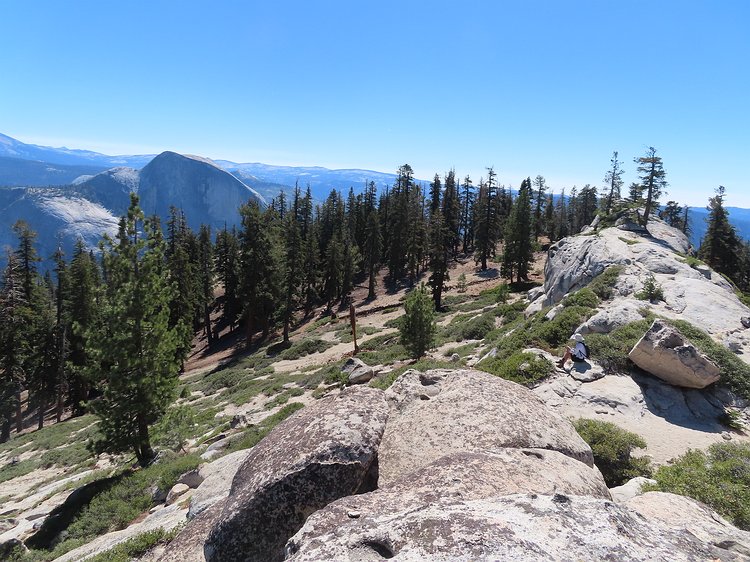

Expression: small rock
xmin=609 ymin=476 xmax=657 ymax=503
xmin=149 ymin=483 xmax=168 ymax=504
xmin=177 ymin=469 xmax=204 ymax=489
xmin=742 ymin=317 xmax=750 ymax=329
xmin=342 ymin=357 xmax=375 ymax=385
xmin=166 ymin=483 xmax=191 ymax=506
xmin=722 ymin=432 xmax=732 ymax=440
xmin=230 ymin=414 xmax=249 ymax=429
xmin=346 ymin=511 xmax=360 ymax=519
xmin=450 ymin=353 xmax=460 ymax=362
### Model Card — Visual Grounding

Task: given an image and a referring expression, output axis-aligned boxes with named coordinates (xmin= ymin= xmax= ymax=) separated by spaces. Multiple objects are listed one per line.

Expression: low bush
xmin=587 ymin=265 xmax=624 ymax=300
xmin=477 ymin=351 xmax=553 ymax=385
xmin=668 ymin=319 xmax=750 ymax=400
xmin=585 ymin=318 xmax=653 ymax=372
xmin=280 ymin=338 xmax=333 ymax=360
xmin=225 ymin=402 xmax=304 ymax=453
xmin=86 ymin=527 xmax=180 ymax=562
xmin=648 ymin=442 xmax=750 ymax=530
xmin=573 ymin=418 xmax=652 ymax=487
xmin=534 ymin=305 xmax=592 ymax=348
xmin=635 ymin=274 xmax=664 ymax=302
xmin=562 ymin=288 xmax=599 ymax=309
xmin=442 ymin=311 xmax=496 ymax=342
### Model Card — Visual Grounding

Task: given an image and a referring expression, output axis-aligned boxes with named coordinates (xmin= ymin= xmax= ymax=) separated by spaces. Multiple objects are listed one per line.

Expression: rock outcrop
xmin=629 ymin=319 xmax=721 ymax=389
xmin=286 ymin=493 xmax=740 ymax=561
xmin=203 ymin=386 xmax=389 ymax=562
xmin=378 ymin=368 xmax=594 ymax=485
xmin=627 ymin=492 xmax=750 ymax=557
xmin=539 ymin=217 xmax=748 ymax=338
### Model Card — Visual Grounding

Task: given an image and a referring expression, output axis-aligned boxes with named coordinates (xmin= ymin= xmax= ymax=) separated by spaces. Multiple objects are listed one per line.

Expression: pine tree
xmin=502 ymin=177 xmax=534 ymax=283
xmin=460 ymin=175 xmax=475 ymax=253
xmin=576 ymin=184 xmax=598 ymax=228
xmin=52 ymin=246 xmax=70 ymax=423
xmin=282 ymin=185 xmax=303 ymax=342
xmin=659 ymin=201 xmax=685 ymax=230
xmin=399 ymin=284 xmax=436 ymax=358
xmin=363 ymin=182 xmax=381 ymax=300
xmin=603 ymin=151 xmax=625 ymax=214
xmin=215 ymin=227 xmax=242 ymax=332
xmin=635 ymin=146 xmax=667 ymax=226
xmin=544 ymin=193 xmax=555 ymax=242
xmin=239 ymin=201 xmax=280 ymax=345
xmin=68 ymin=239 xmax=99 ymax=416
xmin=86 ymin=194 xmax=181 ymax=466
xmin=0 ymin=253 xmax=26 ymax=442
xmin=532 ymin=175 xmax=547 ymax=240
xmin=699 ymin=186 xmax=740 ymax=277
xmin=442 ymin=170 xmax=461 ymax=258
xmin=554 ymin=188 xmax=569 ymax=241
xmin=197 ymin=225 xmax=215 ymax=347
xmin=474 ymin=167 xmax=500 ymax=270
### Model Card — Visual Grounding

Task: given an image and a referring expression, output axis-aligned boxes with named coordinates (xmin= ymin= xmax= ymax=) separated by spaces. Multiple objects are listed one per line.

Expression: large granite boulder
xmin=627 ymin=492 xmax=750 ymax=558
xmin=156 ymin=501 xmax=225 ymax=562
xmin=188 ymin=449 xmax=251 ymax=519
xmin=204 ymin=386 xmax=389 ymax=562
xmin=381 ymin=448 xmax=611 ymax=501
xmin=378 ymin=369 xmax=594 ymax=485
xmin=286 ymin=492 xmax=740 ymax=561
xmin=341 ymin=357 xmax=375 ymax=385
xmin=629 ymin=320 xmax=721 ymax=389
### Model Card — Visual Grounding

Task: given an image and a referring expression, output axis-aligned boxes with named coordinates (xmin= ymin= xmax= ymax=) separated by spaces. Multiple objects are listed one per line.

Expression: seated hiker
xmin=557 ymin=333 xmax=589 ymax=368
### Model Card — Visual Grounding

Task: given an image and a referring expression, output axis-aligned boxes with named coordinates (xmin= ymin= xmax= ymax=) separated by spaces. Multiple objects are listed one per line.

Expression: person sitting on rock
xmin=557 ymin=333 xmax=589 ymax=368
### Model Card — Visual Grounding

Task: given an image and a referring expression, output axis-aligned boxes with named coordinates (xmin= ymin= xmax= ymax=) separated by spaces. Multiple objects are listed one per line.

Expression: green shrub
xmin=535 ymin=305 xmax=592 ymax=348
xmin=496 ymin=283 xmax=511 ymax=303
xmin=668 ymin=319 xmax=750 ymax=400
xmin=587 ymin=265 xmax=624 ymax=300
xmin=225 ymin=402 xmax=304 ymax=453
xmin=456 ymin=273 xmax=467 ymax=293
xmin=152 ymin=405 xmax=197 ymax=452
xmin=443 ymin=312 xmax=495 ymax=342
xmin=562 ymin=288 xmax=599 ymax=309
xmin=585 ymin=318 xmax=653 ymax=372
xmin=280 ymin=338 xmax=333 ymax=360
xmin=618 ymin=236 xmax=638 ymax=245
xmin=0 ymin=458 xmax=38 ymax=484
xmin=86 ymin=527 xmax=180 ymax=562
xmin=399 ymin=284 xmax=436 ymax=358
xmin=573 ymin=418 xmax=651 ymax=487
xmin=635 ymin=274 xmax=664 ymax=302
xmin=648 ymin=442 xmax=750 ymax=530
xmin=478 ymin=351 xmax=554 ymax=385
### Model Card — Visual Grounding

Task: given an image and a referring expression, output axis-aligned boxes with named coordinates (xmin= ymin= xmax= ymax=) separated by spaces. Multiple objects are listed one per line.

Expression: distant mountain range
xmin=0 ymin=132 xmax=747 ymax=262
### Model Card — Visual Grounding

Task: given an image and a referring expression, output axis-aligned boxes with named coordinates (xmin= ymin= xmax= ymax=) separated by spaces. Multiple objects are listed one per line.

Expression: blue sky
xmin=1 ymin=0 xmax=748 ymax=206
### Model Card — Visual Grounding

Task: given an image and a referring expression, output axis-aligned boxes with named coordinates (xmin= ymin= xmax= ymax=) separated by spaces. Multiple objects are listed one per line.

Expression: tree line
xmin=3 ymin=146 xmax=740 ymax=464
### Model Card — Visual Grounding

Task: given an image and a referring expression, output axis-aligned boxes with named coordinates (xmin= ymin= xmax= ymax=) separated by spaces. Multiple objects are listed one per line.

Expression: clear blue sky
xmin=1 ymin=0 xmax=748 ymax=206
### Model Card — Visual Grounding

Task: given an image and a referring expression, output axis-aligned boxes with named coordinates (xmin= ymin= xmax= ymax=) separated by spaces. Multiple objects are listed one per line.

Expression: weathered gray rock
xmin=177 ymin=468 xmax=204 ymax=489
xmin=286 ymin=492 xmax=739 ymax=561
xmin=629 ymin=320 xmax=721 ymax=389
xmin=384 ymin=449 xmax=611 ymax=501
xmin=204 ymin=385 xmax=389 ymax=562
xmin=157 ymin=501 xmax=224 ymax=562
xmin=379 ymin=369 xmax=594 ymax=485
xmin=627 ymin=492 xmax=750 ymax=558
xmin=342 ymin=357 xmax=375 ymax=385
xmin=617 ymin=216 xmax=648 ymax=233
xmin=579 ymin=300 xmax=645 ymax=335
xmin=189 ymin=449 xmax=251 ymax=519
xmin=609 ymin=476 xmax=656 ymax=503
xmin=568 ymin=360 xmax=606 ymax=382
xmin=165 ymin=483 xmax=191 ymax=506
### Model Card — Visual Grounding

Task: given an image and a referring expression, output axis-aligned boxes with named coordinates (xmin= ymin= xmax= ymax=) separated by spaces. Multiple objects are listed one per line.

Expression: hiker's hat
xmin=573 ymin=333 xmax=585 ymax=343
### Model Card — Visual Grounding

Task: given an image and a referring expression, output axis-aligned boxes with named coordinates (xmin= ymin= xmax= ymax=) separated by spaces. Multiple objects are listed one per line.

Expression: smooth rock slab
xmin=379 ymin=369 xmax=594 ymax=485
xmin=286 ymin=493 xmax=739 ymax=561
xmin=204 ymin=386 xmax=389 ymax=562
xmin=627 ymin=492 xmax=750 ymax=558
xmin=629 ymin=319 xmax=721 ymax=389
xmin=188 ymin=449 xmax=251 ymax=519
